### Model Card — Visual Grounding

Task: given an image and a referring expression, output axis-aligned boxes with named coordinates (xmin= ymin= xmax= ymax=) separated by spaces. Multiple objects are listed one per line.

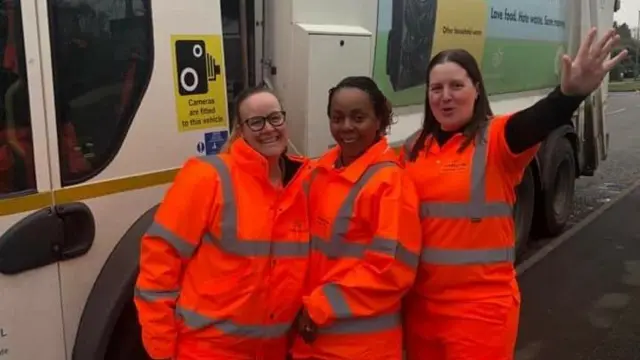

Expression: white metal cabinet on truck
xmin=0 ymin=0 xmax=616 ymax=359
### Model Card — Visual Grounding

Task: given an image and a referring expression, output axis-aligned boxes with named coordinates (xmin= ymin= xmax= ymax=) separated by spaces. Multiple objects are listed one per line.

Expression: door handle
xmin=56 ymin=202 xmax=95 ymax=260
xmin=0 ymin=202 xmax=95 ymax=275
xmin=0 ymin=207 xmax=64 ymax=274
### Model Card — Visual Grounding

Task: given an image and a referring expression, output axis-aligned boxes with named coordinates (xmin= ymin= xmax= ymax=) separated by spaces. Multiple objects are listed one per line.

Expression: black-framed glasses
xmin=242 ymin=111 xmax=287 ymax=132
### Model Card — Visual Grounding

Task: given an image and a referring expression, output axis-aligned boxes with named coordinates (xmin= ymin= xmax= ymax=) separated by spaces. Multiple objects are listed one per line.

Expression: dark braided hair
xmin=408 ymin=49 xmax=493 ymax=162
xmin=327 ymin=76 xmax=395 ymax=135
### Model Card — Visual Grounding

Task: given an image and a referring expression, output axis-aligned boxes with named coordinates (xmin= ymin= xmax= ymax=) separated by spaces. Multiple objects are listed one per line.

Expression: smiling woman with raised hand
xmin=291 ymin=76 xmax=422 ymax=360
xmin=400 ymin=27 xmax=628 ymax=360
xmin=134 ymin=86 xmax=314 ymax=360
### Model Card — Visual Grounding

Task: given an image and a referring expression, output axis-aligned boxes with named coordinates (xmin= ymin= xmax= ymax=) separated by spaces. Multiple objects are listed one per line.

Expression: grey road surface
xmin=516 ymin=179 xmax=640 ymax=360
xmin=524 ymin=92 xmax=640 ymax=255
xmin=570 ymin=92 xmax=640 ymax=225
xmin=515 ymin=93 xmax=640 ymax=359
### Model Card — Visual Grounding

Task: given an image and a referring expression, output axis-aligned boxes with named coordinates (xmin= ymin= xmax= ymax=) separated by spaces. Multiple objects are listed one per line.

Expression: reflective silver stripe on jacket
xmin=319 ymin=311 xmax=401 ymax=334
xmin=138 ymin=155 xmax=309 ymax=338
xmin=307 ymin=161 xmax=418 ymax=333
xmin=147 ymin=155 xmax=309 ymax=259
xmin=176 ymin=306 xmax=291 ymax=339
xmin=402 ymin=129 xmax=421 ymax=161
xmin=146 ymin=221 xmax=197 ymax=259
xmin=175 ymin=304 xmax=400 ymax=337
xmin=310 ymin=161 xmax=420 ymax=268
xmin=419 ymin=124 xmax=515 ymax=265
xmin=421 ymin=247 xmax=515 ymax=265
xmin=200 ymin=155 xmax=309 ymax=258
xmin=134 ymin=287 xmax=180 ymax=302
xmin=317 ymin=283 xmax=402 ymax=333
xmin=302 ymin=167 xmax=319 ymax=197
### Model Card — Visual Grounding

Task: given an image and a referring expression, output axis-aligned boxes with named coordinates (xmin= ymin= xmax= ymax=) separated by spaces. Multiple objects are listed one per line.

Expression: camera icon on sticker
xmin=175 ymin=39 xmax=221 ymax=96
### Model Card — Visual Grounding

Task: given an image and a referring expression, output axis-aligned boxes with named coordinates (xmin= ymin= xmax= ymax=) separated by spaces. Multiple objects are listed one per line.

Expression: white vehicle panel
xmin=0 ymin=222 xmax=65 ymax=360
xmin=58 ymin=185 xmax=169 ymax=354
xmin=0 ymin=0 xmax=63 ymax=358
xmin=43 ymin=1 xmax=227 ymax=356
xmin=106 ymin=2 xmax=227 ymax=179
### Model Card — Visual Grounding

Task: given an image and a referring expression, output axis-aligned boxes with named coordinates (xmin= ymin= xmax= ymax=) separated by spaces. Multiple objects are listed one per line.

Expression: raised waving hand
xmin=560 ymin=27 xmax=628 ymax=96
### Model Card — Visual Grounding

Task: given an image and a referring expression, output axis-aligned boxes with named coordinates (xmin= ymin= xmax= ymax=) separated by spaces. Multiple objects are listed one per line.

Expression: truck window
xmin=47 ymin=0 xmax=153 ymax=186
xmin=221 ymin=0 xmax=256 ymax=127
xmin=0 ymin=0 xmax=36 ymax=196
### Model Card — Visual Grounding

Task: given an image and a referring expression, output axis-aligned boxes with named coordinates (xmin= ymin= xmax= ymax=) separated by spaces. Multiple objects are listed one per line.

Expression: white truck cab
xmin=0 ymin=0 xmax=615 ymax=359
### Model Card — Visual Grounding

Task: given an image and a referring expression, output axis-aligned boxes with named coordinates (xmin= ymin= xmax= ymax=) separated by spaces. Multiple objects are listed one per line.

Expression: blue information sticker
xmin=200 ymin=130 xmax=229 ymax=155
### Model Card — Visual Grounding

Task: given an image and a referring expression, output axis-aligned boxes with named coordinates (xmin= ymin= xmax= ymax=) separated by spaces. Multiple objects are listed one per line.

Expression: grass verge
xmin=609 ymin=80 xmax=640 ymax=92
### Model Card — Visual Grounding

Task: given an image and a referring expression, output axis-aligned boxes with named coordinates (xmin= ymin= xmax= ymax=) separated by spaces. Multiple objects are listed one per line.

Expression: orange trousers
xmin=174 ymin=336 xmax=289 ymax=360
xmin=404 ymin=296 xmax=520 ymax=360
xmin=291 ymin=328 xmax=403 ymax=360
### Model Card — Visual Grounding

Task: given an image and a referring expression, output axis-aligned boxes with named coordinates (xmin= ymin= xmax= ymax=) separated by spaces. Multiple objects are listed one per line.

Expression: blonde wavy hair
xmin=220 ymin=125 xmax=242 ymax=154
xmin=220 ymin=86 xmax=282 ymax=154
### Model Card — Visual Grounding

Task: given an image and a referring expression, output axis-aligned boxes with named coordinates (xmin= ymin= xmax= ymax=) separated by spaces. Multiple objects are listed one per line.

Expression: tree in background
xmin=615 ymin=22 xmax=633 ymax=40
xmin=612 ymin=21 xmax=638 ymax=80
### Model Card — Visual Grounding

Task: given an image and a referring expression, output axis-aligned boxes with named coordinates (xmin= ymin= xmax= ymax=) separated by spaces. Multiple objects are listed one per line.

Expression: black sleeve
xmin=504 ymin=86 xmax=587 ymax=154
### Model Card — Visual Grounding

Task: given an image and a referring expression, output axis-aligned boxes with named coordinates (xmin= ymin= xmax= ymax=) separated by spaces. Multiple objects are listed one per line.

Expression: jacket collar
xmin=317 ymin=137 xmax=397 ymax=183
xmin=229 ymin=138 xmax=278 ymax=176
xmin=229 ymin=138 xmax=307 ymax=186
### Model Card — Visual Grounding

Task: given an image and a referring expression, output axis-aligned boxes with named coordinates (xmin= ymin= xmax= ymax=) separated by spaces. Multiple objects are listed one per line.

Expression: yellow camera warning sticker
xmin=171 ymin=34 xmax=229 ymax=132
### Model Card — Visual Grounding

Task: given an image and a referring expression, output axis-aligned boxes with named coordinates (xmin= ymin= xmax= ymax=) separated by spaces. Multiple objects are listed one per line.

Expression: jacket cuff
xmin=143 ymin=335 xmax=177 ymax=360
xmin=303 ymin=290 xmax=332 ymax=326
xmin=554 ymin=85 xmax=588 ymax=108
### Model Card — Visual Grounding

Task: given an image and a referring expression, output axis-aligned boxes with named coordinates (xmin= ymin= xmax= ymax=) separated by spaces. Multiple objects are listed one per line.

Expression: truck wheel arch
xmin=539 ymin=124 xmax=579 ymax=190
xmin=71 ymin=205 xmax=158 ymax=360
xmin=533 ymin=125 xmax=579 ymax=236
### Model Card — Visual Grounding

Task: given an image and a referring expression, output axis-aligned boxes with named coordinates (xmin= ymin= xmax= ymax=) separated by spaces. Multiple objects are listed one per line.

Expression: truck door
xmin=256 ymin=0 xmax=279 ymax=92
xmin=588 ymin=0 xmax=609 ymax=163
xmin=570 ymin=0 xmax=610 ymax=174
xmin=593 ymin=0 xmax=613 ymax=161
xmin=0 ymin=0 xmax=66 ymax=359
xmin=221 ymin=0 xmax=260 ymax=127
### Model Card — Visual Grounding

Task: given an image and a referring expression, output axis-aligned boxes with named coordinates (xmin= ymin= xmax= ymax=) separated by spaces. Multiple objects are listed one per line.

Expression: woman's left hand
xmin=296 ymin=307 xmax=318 ymax=344
xmin=560 ymin=27 xmax=628 ymax=96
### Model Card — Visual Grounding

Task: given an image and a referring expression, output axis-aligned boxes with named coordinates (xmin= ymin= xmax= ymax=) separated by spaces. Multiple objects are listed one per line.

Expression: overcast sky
xmin=615 ymin=0 xmax=640 ymax=29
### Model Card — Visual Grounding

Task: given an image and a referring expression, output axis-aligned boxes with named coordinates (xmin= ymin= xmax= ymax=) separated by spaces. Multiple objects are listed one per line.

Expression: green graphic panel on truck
xmin=374 ymin=0 xmax=568 ymax=106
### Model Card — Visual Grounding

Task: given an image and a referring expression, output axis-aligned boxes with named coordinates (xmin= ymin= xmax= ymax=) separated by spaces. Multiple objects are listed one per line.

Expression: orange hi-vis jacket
xmin=292 ymin=138 xmax=422 ymax=360
xmin=134 ymin=138 xmax=314 ymax=360
xmin=399 ymin=114 xmax=539 ymax=310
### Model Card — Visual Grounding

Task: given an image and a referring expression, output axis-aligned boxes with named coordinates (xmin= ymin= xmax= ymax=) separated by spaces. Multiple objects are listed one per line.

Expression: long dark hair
xmin=327 ymin=76 xmax=395 ymax=135
xmin=407 ymin=49 xmax=493 ymax=161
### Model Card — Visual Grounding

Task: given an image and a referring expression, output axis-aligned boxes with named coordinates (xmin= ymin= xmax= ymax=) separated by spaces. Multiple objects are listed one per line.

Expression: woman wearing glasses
xmin=134 ymin=86 xmax=314 ymax=360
